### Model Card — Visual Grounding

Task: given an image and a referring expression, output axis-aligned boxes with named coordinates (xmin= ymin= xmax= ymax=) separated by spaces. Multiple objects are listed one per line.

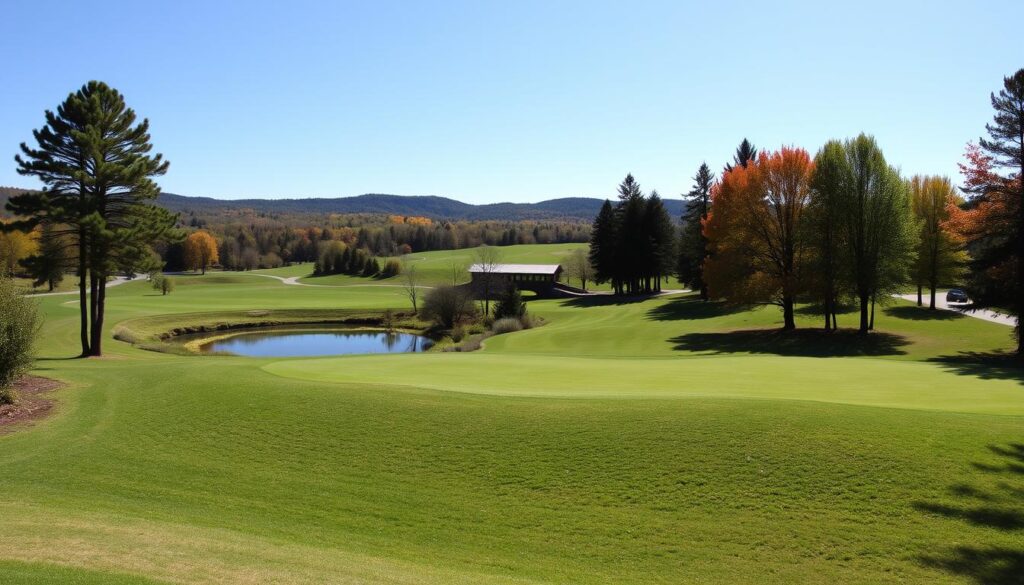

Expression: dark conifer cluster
xmin=588 ymin=174 xmax=676 ymax=295
xmin=313 ymin=241 xmax=381 ymax=277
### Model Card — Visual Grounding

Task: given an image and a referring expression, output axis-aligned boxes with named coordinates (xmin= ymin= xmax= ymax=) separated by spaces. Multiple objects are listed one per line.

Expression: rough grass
xmin=2 ymin=248 xmax=1023 ymax=585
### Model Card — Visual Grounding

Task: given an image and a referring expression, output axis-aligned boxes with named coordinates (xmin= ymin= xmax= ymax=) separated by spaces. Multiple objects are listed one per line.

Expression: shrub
xmin=260 ymin=252 xmax=283 ymax=269
xmin=151 ymin=274 xmax=175 ymax=295
xmin=491 ymin=317 xmax=523 ymax=335
xmin=450 ymin=325 xmax=466 ymax=342
xmin=381 ymin=259 xmax=402 ymax=278
xmin=0 ymin=274 xmax=39 ymax=403
xmin=422 ymin=285 xmax=477 ymax=329
xmin=493 ymin=285 xmax=526 ymax=320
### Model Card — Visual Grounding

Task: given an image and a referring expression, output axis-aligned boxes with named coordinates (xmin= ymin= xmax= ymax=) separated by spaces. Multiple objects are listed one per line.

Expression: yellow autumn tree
xmin=909 ymin=175 xmax=967 ymax=309
xmin=183 ymin=230 xmax=219 ymax=274
xmin=0 ymin=228 xmax=38 ymax=275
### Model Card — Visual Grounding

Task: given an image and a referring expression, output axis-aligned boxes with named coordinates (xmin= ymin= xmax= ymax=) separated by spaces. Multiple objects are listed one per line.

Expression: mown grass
xmin=2 ymin=248 xmax=1023 ymax=584
xmin=288 ymin=242 xmax=593 ymax=288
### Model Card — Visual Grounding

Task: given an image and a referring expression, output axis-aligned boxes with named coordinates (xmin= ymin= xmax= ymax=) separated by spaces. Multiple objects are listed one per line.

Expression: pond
xmin=196 ymin=328 xmax=433 ymax=357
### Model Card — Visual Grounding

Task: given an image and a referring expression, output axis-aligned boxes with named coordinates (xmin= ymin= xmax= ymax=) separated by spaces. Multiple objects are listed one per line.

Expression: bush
xmin=491 ymin=317 xmax=523 ymax=335
xmin=151 ymin=274 xmax=175 ymax=295
xmin=450 ymin=325 xmax=466 ymax=342
xmin=422 ymin=285 xmax=477 ymax=328
xmin=493 ymin=285 xmax=526 ymax=320
xmin=381 ymin=259 xmax=402 ymax=278
xmin=0 ymin=274 xmax=39 ymax=403
xmin=260 ymin=252 xmax=283 ymax=269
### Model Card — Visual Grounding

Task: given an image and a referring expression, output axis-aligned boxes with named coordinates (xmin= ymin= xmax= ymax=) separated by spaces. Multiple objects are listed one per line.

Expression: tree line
xmin=592 ymin=68 xmax=1023 ymax=353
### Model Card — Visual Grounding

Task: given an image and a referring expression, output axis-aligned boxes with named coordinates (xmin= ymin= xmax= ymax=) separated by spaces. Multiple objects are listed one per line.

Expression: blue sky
xmin=1 ymin=1 xmax=1020 ymax=204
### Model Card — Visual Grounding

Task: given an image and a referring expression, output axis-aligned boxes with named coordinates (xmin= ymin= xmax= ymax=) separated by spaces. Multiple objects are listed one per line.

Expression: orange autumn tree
xmin=704 ymin=147 xmax=814 ymax=330
xmin=946 ymin=143 xmax=1021 ymax=308
xmin=183 ymin=230 xmax=219 ymax=274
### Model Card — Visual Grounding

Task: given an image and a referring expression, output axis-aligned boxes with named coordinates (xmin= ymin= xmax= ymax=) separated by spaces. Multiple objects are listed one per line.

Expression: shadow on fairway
xmin=914 ymin=443 xmax=1024 ymax=585
xmin=645 ymin=297 xmax=747 ymax=321
xmin=885 ymin=305 xmax=965 ymax=321
xmin=669 ymin=328 xmax=910 ymax=357
xmin=562 ymin=295 xmax=656 ymax=308
xmin=928 ymin=352 xmax=1024 ymax=384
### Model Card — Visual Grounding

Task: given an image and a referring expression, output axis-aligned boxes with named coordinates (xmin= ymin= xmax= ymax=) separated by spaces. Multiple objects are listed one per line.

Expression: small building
xmin=468 ymin=263 xmax=563 ymax=297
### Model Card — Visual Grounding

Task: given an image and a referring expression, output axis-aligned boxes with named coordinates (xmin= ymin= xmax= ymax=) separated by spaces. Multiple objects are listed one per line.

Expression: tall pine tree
xmin=9 ymin=81 xmax=176 ymax=356
xmin=978 ymin=68 xmax=1024 ymax=355
xmin=677 ymin=163 xmax=715 ymax=299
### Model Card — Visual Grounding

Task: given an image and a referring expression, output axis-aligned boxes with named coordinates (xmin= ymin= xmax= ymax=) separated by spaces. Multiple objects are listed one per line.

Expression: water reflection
xmin=200 ymin=329 xmax=433 ymax=357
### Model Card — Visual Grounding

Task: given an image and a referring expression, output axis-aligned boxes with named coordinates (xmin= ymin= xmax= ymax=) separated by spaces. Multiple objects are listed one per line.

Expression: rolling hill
xmin=1 ymin=187 xmax=686 ymax=222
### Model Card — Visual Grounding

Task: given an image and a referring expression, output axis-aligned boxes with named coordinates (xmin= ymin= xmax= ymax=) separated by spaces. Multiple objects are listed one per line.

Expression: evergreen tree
xmin=677 ymin=163 xmax=715 ymax=299
xmin=977 ymin=68 xmax=1024 ymax=355
xmin=9 ymin=81 xmax=175 ymax=356
xmin=493 ymin=284 xmax=526 ymax=320
xmin=589 ymin=200 xmax=617 ymax=292
xmin=724 ymin=138 xmax=758 ymax=172
xmin=644 ymin=191 xmax=676 ymax=293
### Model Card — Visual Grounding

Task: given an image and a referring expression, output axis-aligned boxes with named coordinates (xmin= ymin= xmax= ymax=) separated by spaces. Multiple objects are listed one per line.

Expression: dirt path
xmin=896 ymin=294 xmax=1015 ymax=327
xmin=246 ymin=272 xmax=433 ymax=289
xmin=27 ymin=274 xmax=145 ymax=297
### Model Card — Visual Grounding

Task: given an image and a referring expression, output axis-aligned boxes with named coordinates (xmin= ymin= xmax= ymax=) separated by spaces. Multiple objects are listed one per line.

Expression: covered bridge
xmin=468 ymin=263 xmax=563 ymax=297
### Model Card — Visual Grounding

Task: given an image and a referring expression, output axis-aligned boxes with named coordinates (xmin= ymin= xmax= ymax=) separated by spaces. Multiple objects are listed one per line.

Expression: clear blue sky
xmin=1 ymin=1 xmax=1020 ymax=204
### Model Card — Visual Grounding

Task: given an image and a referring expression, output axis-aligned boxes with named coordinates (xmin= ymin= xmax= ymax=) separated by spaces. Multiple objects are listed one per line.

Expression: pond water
xmin=198 ymin=329 xmax=433 ymax=357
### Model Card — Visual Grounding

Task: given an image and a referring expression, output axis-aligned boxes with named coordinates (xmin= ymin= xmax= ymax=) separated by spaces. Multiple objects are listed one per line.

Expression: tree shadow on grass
xmin=669 ymin=328 xmax=910 ymax=357
xmin=562 ymin=294 xmax=659 ymax=309
xmin=928 ymin=351 xmax=1024 ymax=384
xmin=915 ymin=443 xmax=1024 ymax=585
xmin=645 ymin=297 xmax=747 ymax=321
xmin=884 ymin=305 xmax=965 ymax=321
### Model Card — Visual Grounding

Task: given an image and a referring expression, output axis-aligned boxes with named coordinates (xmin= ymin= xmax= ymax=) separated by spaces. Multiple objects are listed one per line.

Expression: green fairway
xmin=289 ymin=243 xmax=593 ymax=288
xmin=2 ymin=248 xmax=1023 ymax=585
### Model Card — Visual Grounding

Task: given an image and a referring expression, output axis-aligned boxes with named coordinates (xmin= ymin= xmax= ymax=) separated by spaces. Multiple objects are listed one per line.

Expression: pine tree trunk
xmin=89 ymin=273 xmax=99 ymax=355
xmin=90 ymin=279 xmax=106 ymax=357
xmin=917 ymin=284 xmax=922 ymax=306
xmin=78 ymin=261 xmax=90 ymax=357
xmin=929 ymin=285 xmax=937 ymax=310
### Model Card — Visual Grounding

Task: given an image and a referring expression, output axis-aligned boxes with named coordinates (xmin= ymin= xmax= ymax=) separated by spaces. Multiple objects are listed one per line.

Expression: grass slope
xmin=1 ymin=249 xmax=1022 ymax=585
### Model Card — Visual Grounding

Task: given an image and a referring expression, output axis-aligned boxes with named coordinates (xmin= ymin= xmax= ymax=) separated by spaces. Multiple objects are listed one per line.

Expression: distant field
xmin=265 ymin=242 xmax=601 ymax=289
xmin=2 ymin=244 xmax=1022 ymax=584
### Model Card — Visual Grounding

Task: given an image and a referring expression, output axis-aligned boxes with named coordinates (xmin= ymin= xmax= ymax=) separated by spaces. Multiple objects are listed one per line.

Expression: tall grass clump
xmin=491 ymin=317 xmax=523 ymax=335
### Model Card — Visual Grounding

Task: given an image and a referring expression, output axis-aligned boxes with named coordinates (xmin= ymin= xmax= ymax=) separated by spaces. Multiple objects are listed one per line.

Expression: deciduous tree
xmin=837 ymin=134 xmax=916 ymax=333
xmin=806 ymin=141 xmax=850 ymax=330
xmin=704 ymin=147 xmax=814 ymax=330
xmin=183 ymin=230 xmax=219 ymax=274
xmin=910 ymin=175 xmax=967 ymax=309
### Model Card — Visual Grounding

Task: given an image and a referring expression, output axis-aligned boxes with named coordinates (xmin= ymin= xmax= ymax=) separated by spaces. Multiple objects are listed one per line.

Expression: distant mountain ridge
xmin=2 ymin=188 xmax=686 ymax=222
xmin=157 ymin=193 xmax=686 ymax=221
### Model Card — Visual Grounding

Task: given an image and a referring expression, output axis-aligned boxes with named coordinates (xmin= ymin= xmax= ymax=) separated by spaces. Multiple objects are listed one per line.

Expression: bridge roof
xmin=468 ymin=263 xmax=562 ymax=275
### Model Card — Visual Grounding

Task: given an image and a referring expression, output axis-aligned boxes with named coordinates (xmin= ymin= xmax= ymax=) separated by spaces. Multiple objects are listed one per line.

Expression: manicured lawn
xmin=2 ymin=249 xmax=1022 ymax=584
